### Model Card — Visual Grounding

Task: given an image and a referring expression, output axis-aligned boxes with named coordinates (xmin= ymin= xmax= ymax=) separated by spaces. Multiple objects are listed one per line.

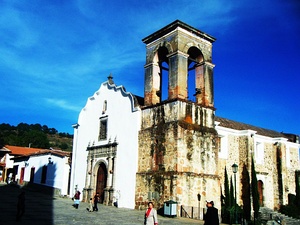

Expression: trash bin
xmin=164 ymin=200 xmax=177 ymax=217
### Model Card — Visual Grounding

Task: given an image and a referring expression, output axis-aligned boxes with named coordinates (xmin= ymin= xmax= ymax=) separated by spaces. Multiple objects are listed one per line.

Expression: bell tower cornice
xmin=142 ymin=20 xmax=216 ymax=45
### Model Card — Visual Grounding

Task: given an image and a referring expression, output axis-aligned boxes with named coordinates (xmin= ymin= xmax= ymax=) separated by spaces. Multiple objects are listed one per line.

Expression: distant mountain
xmin=0 ymin=123 xmax=73 ymax=152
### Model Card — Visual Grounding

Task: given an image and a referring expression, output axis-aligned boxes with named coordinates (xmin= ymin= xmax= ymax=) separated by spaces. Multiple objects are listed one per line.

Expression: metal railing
xmin=180 ymin=205 xmax=203 ymax=219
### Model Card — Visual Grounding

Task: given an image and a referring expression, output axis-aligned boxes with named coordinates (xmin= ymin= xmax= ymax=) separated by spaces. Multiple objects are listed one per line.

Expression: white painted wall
xmin=70 ymin=80 xmax=141 ymax=208
xmin=5 ymin=153 xmax=14 ymax=168
xmin=14 ymin=154 xmax=70 ymax=195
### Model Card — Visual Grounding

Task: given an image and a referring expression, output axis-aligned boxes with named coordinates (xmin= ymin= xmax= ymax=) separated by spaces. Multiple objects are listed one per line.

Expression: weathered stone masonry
xmin=136 ymin=100 xmax=220 ymax=210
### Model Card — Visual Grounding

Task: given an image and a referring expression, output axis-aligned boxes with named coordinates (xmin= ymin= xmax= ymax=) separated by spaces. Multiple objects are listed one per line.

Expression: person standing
xmin=204 ymin=201 xmax=219 ymax=225
xmin=16 ymin=191 xmax=25 ymax=221
xmin=73 ymin=190 xmax=81 ymax=209
xmin=144 ymin=202 xmax=158 ymax=225
xmin=93 ymin=193 xmax=100 ymax=211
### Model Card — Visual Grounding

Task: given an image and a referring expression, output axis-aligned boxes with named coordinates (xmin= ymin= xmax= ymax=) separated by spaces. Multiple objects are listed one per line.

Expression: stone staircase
xmin=260 ymin=207 xmax=300 ymax=225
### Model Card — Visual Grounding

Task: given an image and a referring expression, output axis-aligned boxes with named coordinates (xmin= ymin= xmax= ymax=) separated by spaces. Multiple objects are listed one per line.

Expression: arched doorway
xmin=258 ymin=180 xmax=264 ymax=206
xmin=96 ymin=163 xmax=107 ymax=203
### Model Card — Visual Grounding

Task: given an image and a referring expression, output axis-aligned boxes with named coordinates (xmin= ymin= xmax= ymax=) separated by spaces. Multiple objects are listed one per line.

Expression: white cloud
xmin=45 ymin=98 xmax=82 ymax=112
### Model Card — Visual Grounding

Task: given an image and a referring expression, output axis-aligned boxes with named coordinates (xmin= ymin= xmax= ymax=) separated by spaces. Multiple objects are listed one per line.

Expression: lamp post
xmin=197 ymin=193 xmax=201 ymax=219
xmin=232 ymin=163 xmax=238 ymax=224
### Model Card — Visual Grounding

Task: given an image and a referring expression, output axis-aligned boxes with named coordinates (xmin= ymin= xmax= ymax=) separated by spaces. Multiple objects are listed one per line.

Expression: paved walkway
xmin=0 ymin=183 xmax=222 ymax=225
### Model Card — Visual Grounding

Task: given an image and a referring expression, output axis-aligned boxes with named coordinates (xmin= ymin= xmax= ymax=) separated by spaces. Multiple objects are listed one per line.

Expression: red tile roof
xmin=4 ymin=145 xmax=45 ymax=156
xmin=215 ymin=116 xmax=288 ymax=138
xmin=3 ymin=145 xmax=70 ymax=158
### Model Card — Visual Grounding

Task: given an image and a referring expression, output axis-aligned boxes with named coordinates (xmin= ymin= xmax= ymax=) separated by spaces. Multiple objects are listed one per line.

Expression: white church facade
xmin=70 ymin=75 xmax=141 ymax=209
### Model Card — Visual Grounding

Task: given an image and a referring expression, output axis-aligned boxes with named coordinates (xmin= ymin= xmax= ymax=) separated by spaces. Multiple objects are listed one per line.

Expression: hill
xmin=0 ymin=123 xmax=73 ymax=152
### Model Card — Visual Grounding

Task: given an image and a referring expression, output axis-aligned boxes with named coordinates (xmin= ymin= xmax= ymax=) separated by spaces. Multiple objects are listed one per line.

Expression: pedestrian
xmin=93 ymin=193 xmax=100 ymax=211
xmin=86 ymin=198 xmax=93 ymax=212
xmin=16 ymin=191 xmax=25 ymax=221
xmin=73 ymin=190 xmax=81 ymax=209
xmin=144 ymin=201 xmax=158 ymax=225
xmin=204 ymin=201 xmax=219 ymax=225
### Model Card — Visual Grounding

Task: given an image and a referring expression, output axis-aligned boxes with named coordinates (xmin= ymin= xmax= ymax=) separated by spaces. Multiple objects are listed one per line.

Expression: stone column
xmin=144 ymin=62 xmax=161 ymax=105
xmin=168 ymin=51 xmax=188 ymax=100
xmin=83 ymin=154 xmax=92 ymax=202
xmin=195 ymin=62 xmax=215 ymax=107
xmin=109 ymin=155 xmax=117 ymax=205
xmin=104 ymin=150 xmax=113 ymax=205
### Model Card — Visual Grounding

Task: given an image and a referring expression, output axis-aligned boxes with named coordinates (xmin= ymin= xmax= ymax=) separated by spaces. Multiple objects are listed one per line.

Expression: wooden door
xmin=30 ymin=167 xmax=35 ymax=183
xmin=20 ymin=167 xmax=25 ymax=184
xmin=258 ymin=180 xmax=264 ymax=206
xmin=96 ymin=163 xmax=107 ymax=203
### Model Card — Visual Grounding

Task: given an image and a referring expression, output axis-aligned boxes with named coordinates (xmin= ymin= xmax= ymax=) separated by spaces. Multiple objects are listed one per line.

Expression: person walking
xmin=93 ymin=193 xmax=100 ymax=211
xmin=204 ymin=201 xmax=219 ymax=225
xmin=86 ymin=198 xmax=93 ymax=212
xmin=73 ymin=190 xmax=81 ymax=209
xmin=144 ymin=201 xmax=158 ymax=225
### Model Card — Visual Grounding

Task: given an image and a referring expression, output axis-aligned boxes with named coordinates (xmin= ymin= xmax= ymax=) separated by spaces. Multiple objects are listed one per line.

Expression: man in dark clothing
xmin=93 ymin=193 xmax=100 ymax=211
xmin=204 ymin=201 xmax=219 ymax=225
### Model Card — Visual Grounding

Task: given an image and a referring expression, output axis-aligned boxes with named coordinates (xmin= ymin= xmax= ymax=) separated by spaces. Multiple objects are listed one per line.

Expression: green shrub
xmin=279 ymin=204 xmax=300 ymax=219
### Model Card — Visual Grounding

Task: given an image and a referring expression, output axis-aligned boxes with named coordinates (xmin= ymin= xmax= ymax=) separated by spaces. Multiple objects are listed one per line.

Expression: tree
xmin=20 ymin=130 xmax=50 ymax=149
xmin=17 ymin=123 xmax=30 ymax=134
xmin=0 ymin=136 xmax=4 ymax=148
xmin=241 ymin=163 xmax=251 ymax=221
xmin=59 ymin=142 xmax=69 ymax=150
xmin=42 ymin=125 xmax=49 ymax=133
xmin=30 ymin=123 xmax=42 ymax=131
xmin=276 ymin=145 xmax=284 ymax=205
xmin=221 ymin=167 xmax=231 ymax=224
xmin=48 ymin=128 xmax=58 ymax=134
xmin=296 ymin=171 xmax=300 ymax=207
xmin=224 ymin=167 xmax=230 ymax=207
xmin=251 ymin=156 xmax=260 ymax=224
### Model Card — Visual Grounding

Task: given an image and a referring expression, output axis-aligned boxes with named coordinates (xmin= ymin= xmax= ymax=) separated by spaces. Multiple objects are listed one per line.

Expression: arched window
xmin=187 ymin=47 xmax=204 ymax=102
xmin=153 ymin=46 xmax=169 ymax=102
xmin=102 ymin=100 xmax=107 ymax=114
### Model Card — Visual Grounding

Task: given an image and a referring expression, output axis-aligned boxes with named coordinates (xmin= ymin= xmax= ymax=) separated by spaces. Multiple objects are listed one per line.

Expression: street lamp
xmin=232 ymin=163 xmax=238 ymax=224
xmin=197 ymin=193 xmax=201 ymax=219
xmin=48 ymin=157 xmax=53 ymax=165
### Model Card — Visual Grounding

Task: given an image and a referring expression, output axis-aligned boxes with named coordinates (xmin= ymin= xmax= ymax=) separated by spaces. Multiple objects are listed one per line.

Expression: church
xmin=70 ymin=20 xmax=300 ymax=216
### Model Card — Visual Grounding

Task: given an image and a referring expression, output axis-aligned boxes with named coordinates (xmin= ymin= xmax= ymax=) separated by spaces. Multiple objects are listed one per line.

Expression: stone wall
xmin=135 ymin=100 xmax=219 ymax=211
xmin=216 ymin=128 xmax=300 ymax=211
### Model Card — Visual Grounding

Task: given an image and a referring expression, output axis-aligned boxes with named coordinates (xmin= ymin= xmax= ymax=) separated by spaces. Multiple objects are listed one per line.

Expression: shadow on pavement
xmin=0 ymin=182 xmax=55 ymax=225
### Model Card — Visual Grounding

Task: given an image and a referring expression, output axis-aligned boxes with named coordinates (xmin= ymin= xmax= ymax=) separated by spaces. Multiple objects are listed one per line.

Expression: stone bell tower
xmin=135 ymin=20 xmax=220 ymax=215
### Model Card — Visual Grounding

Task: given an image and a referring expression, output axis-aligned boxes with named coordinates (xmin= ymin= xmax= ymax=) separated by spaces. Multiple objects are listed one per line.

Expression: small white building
xmin=1 ymin=145 xmax=71 ymax=196
xmin=70 ymin=75 xmax=141 ymax=209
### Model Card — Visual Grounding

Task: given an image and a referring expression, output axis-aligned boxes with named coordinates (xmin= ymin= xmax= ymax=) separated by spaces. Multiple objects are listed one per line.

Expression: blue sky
xmin=1 ymin=0 xmax=299 ymax=135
